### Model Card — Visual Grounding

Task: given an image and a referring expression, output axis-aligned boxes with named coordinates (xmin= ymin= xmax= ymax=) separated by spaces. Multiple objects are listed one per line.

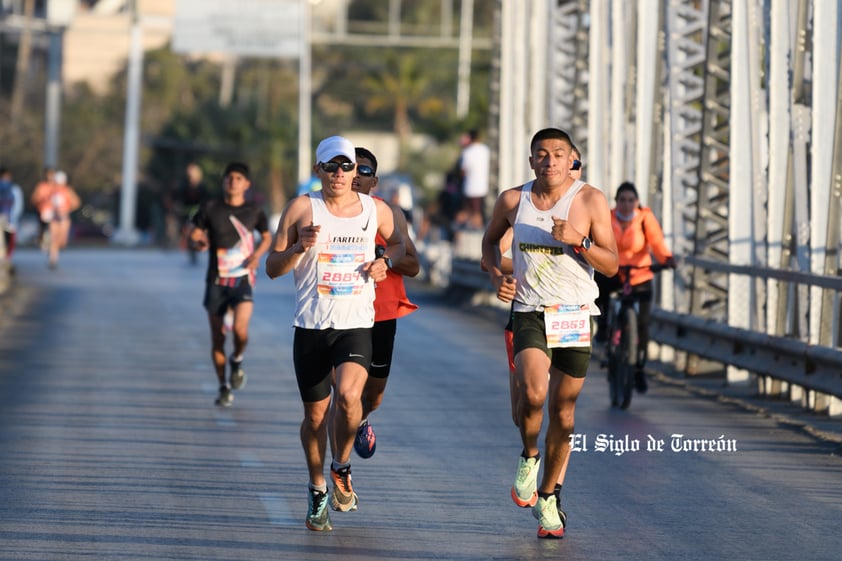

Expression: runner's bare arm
xmin=387 ymin=202 xmax=420 ymax=277
xmin=559 ymin=186 xmax=617 ymax=277
xmin=364 ymin=198 xmax=406 ymax=282
xmin=482 ymin=189 xmax=519 ymax=302
xmin=245 ymin=230 xmax=273 ymax=271
xmin=265 ymin=196 xmax=318 ymax=279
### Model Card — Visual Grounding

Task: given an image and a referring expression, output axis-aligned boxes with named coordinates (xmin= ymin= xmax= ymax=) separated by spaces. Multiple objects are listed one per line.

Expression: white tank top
xmin=293 ymin=191 xmax=378 ymax=329
xmin=511 ymin=180 xmax=599 ymax=314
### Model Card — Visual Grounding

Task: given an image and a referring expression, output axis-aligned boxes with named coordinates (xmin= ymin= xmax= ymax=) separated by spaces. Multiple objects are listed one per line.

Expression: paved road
xmin=1 ymin=248 xmax=840 ymax=561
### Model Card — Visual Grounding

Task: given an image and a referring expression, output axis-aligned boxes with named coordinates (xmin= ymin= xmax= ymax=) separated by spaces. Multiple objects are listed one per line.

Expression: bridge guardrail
xmin=649 ymin=308 xmax=842 ymax=398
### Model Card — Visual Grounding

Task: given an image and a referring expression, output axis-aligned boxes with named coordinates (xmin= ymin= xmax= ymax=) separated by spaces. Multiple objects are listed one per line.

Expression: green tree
xmin=360 ymin=49 xmax=445 ymax=167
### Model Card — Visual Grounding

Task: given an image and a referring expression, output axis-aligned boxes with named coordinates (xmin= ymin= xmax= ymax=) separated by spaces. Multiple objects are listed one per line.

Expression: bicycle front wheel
xmin=617 ymin=308 xmax=638 ymax=408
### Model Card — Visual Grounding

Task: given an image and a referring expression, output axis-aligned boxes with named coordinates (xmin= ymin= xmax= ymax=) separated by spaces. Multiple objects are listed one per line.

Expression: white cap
xmin=55 ymin=171 xmax=67 ymax=184
xmin=315 ymin=136 xmax=356 ymax=164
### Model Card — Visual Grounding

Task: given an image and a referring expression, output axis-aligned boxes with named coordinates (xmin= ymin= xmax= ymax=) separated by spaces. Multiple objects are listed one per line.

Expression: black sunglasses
xmin=357 ymin=165 xmax=375 ymax=177
xmin=319 ymin=161 xmax=356 ymax=173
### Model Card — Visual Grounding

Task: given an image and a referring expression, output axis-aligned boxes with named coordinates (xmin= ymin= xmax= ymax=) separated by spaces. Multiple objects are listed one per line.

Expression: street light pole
xmin=456 ymin=0 xmax=474 ymax=119
xmin=44 ymin=27 xmax=63 ymax=169
xmin=298 ymin=0 xmax=312 ymax=185
xmin=113 ymin=0 xmax=142 ymax=246
xmin=43 ymin=0 xmax=78 ymax=168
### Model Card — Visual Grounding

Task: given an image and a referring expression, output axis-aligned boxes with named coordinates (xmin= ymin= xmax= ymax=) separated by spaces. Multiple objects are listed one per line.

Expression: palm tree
xmin=361 ymin=50 xmax=445 ymax=167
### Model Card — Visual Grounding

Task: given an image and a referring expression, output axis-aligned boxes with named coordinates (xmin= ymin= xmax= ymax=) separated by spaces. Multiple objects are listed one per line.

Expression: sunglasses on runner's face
xmin=357 ymin=165 xmax=375 ymax=177
xmin=319 ymin=161 xmax=356 ymax=173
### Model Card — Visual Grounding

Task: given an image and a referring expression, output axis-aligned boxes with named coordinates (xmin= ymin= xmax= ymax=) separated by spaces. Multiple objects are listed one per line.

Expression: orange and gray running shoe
xmin=330 ymin=465 xmax=359 ymax=512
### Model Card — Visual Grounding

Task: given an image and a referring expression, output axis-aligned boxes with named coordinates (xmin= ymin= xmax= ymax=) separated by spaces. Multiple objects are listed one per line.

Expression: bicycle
xmin=602 ymin=263 xmax=668 ymax=409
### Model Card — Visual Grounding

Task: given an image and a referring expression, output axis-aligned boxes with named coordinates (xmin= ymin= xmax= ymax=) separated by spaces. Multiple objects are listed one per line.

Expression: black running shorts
xmin=369 ymin=319 xmax=397 ymax=379
xmin=511 ymin=310 xmax=592 ymax=378
xmin=293 ymin=327 xmax=373 ymax=402
xmin=203 ymin=279 xmax=253 ymax=316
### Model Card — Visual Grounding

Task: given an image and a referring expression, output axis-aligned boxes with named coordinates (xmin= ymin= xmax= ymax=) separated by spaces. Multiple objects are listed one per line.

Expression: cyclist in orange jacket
xmin=595 ymin=181 xmax=676 ymax=392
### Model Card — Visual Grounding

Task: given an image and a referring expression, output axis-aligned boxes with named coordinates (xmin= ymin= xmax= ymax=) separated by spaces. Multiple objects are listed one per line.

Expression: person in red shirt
xmin=349 ymin=146 xmax=420 ymax=459
xmin=594 ymin=181 xmax=676 ymax=392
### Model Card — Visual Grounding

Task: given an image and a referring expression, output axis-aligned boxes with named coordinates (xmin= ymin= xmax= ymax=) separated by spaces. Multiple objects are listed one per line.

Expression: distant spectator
xmin=456 ymin=129 xmax=490 ymax=230
xmin=0 ymin=167 xmax=24 ymax=262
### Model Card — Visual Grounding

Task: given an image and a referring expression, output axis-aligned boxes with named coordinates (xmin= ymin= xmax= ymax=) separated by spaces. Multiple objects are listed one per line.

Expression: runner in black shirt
xmin=189 ymin=162 xmax=272 ymax=407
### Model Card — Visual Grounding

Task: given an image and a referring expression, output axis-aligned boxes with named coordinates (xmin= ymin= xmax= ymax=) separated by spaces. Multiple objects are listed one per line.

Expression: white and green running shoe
xmin=534 ymin=495 xmax=564 ymax=539
xmin=511 ymin=455 xmax=540 ymax=507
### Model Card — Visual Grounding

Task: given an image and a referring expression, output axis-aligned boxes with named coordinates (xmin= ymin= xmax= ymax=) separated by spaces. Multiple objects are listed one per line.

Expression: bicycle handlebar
xmin=615 ymin=260 xmax=677 ymax=295
xmin=617 ymin=262 xmax=672 ymax=274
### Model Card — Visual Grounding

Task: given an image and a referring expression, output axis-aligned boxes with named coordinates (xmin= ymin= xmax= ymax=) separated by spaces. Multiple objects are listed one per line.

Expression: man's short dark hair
xmin=224 ymin=162 xmax=250 ymax=179
xmin=355 ymin=147 xmax=378 ymax=173
xmin=530 ymin=128 xmax=574 ymax=152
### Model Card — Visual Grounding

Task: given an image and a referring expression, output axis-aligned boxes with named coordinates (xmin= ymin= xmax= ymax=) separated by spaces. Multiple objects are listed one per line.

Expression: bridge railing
xmin=442 ymin=232 xmax=842 ymax=417
xmin=651 ymin=256 xmax=842 ymax=416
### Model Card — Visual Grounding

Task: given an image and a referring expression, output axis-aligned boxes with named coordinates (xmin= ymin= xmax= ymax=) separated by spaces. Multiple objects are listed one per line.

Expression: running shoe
xmin=305 ymin=487 xmax=332 ymax=531
xmin=214 ymin=385 xmax=233 ymax=407
xmin=330 ymin=466 xmax=359 ymax=512
xmin=534 ymin=495 xmax=565 ymax=539
xmin=511 ymin=455 xmax=540 ymax=507
xmin=554 ymin=485 xmax=567 ymax=524
xmin=353 ymin=419 xmax=376 ymax=459
xmin=534 ymin=490 xmax=568 ymax=528
xmin=229 ymin=358 xmax=246 ymax=390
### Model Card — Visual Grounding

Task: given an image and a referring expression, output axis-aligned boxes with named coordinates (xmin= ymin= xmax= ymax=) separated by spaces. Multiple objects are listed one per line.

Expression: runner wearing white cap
xmin=266 ymin=135 xmax=406 ymax=532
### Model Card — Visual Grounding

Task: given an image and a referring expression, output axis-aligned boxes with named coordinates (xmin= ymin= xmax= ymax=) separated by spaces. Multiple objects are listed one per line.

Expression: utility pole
xmin=113 ymin=0 xmax=142 ymax=245
xmin=44 ymin=27 xmax=64 ymax=168
xmin=10 ymin=0 xmax=35 ymax=123
xmin=456 ymin=0 xmax=474 ymax=119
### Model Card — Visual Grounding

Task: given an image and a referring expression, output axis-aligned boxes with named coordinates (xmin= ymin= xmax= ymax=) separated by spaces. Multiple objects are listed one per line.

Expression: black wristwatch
xmin=580 ymin=237 xmax=592 ymax=251
xmin=380 ymin=255 xmax=393 ymax=270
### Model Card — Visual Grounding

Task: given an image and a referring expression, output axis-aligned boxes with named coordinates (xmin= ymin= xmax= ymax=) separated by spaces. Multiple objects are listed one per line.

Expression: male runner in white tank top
xmin=266 ymin=135 xmax=406 ymax=532
xmin=481 ymin=127 xmax=618 ymax=539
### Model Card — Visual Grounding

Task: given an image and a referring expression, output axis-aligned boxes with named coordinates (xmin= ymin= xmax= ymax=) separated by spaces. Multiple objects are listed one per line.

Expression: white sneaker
xmin=511 ymin=455 xmax=540 ymax=507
